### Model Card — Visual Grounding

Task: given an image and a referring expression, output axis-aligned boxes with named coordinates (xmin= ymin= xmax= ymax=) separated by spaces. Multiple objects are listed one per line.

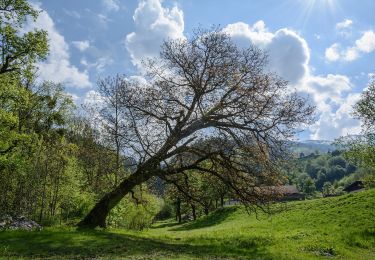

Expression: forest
xmin=0 ymin=0 xmax=374 ymax=259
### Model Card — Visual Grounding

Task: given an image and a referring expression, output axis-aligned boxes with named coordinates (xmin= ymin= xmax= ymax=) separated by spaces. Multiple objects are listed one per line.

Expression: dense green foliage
xmin=163 ymin=169 xmax=229 ymax=222
xmin=1 ymin=188 xmax=374 ymax=259
xmin=336 ymin=78 xmax=375 ymax=188
xmin=0 ymin=1 xmax=161 ymax=228
xmin=286 ymin=150 xmax=369 ymax=196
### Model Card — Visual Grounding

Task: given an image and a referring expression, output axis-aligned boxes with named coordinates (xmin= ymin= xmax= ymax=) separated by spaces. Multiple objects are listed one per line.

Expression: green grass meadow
xmin=1 ymin=189 xmax=374 ymax=259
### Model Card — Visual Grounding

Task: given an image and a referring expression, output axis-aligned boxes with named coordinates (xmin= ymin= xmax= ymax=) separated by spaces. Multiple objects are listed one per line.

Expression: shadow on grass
xmin=0 ymin=227 xmax=271 ymax=259
xmin=150 ymin=221 xmax=182 ymax=229
xmin=171 ymin=207 xmax=238 ymax=231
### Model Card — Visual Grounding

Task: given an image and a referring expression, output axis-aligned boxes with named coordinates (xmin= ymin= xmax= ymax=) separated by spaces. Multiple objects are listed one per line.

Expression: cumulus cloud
xmin=325 ymin=30 xmax=375 ymax=62
xmin=355 ymin=30 xmax=375 ymax=53
xmin=24 ymin=4 xmax=91 ymax=88
xmin=325 ymin=43 xmax=340 ymax=61
xmin=309 ymin=93 xmax=362 ymax=140
xmin=296 ymin=72 xmax=362 ymax=139
xmin=336 ymin=19 xmax=353 ymax=30
xmin=125 ymin=0 xmax=184 ymax=68
xmin=267 ymin=29 xmax=310 ymax=84
xmin=298 ymin=74 xmax=363 ymax=140
xmin=224 ymin=22 xmax=309 ymax=84
xmin=80 ymin=57 xmax=114 ymax=73
xmin=72 ymin=40 xmax=90 ymax=51
xmin=223 ymin=21 xmax=273 ymax=47
xmin=102 ymin=0 xmax=120 ymax=12
xmin=335 ymin=19 xmax=353 ymax=38
xmin=223 ymin=20 xmax=361 ymax=140
xmin=301 ymin=74 xmax=352 ymax=110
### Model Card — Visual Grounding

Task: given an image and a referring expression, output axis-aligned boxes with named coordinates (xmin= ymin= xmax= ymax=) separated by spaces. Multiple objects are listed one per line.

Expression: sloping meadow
xmin=1 ymin=189 xmax=374 ymax=259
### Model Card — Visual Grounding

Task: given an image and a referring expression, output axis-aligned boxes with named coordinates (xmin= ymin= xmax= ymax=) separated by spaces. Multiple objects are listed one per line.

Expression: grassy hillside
xmin=1 ymin=189 xmax=374 ymax=259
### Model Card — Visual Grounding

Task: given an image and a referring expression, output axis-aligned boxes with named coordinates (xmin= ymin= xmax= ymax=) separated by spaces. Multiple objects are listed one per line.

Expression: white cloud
xmin=325 ymin=43 xmax=340 ymax=61
xmin=355 ymin=30 xmax=375 ymax=53
xmin=299 ymin=74 xmax=362 ymax=140
xmin=343 ymin=47 xmax=360 ymax=61
xmin=335 ymin=19 xmax=353 ymax=38
xmin=310 ymin=93 xmax=362 ymax=140
xmin=81 ymin=57 xmax=114 ymax=73
xmin=223 ymin=21 xmax=273 ymax=47
xmin=24 ymin=4 xmax=91 ymax=88
xmin=84 ymin=90 xmax=104 ymax=105
xmin=336 ymin=19 xmax=353 ymax=30
xmin=72 ymin=40 xmax=90 ymax=51
xmin=267 ymin=29 xmax=310 ymax=84
xmin=224 ymin=22 xmax=309 ymax=84
xmin=301 ymin=74 xmax=352 ymax=111
xmin=125 ymin=0 xmax=184 ymax=69
xmin=325 ymin=30 xmax=375 ymax=62
xmin=102 ymin=0 xmax=120 ymax=12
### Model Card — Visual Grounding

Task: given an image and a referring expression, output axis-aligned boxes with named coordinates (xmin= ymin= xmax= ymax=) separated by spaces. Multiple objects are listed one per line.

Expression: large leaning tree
xmin=78 ymin=28 xmax=314 ymax=228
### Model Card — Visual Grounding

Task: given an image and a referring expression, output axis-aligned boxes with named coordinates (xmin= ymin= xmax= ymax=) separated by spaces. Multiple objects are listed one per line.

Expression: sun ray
xmin=291 ymin=0 xmax=341 ymax=30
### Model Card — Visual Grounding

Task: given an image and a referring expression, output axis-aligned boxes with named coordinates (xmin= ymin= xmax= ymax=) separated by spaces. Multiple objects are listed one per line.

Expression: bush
xmin=154 ymin=201 xmax=173 ymax=220
xmin=107 ymin=191 xmax=162 ymax=230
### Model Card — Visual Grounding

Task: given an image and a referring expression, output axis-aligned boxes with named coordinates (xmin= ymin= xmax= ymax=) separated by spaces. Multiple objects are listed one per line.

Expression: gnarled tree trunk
xmin=78 ymin=170 xmax=151 ymax=228
xmin=191 ymin=204 xmax=196 ymax=220
xmin=176 ymin=198 xmax=182 ymax=223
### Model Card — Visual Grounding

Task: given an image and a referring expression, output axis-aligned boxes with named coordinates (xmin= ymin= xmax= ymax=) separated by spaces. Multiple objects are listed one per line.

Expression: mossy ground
xmin=1 ymin=189 xmax=374 ymax=259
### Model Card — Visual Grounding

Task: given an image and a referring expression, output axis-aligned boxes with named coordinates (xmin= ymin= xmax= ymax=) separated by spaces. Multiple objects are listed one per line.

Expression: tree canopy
xmin=79 ymin=28 xmax=315 ymax=228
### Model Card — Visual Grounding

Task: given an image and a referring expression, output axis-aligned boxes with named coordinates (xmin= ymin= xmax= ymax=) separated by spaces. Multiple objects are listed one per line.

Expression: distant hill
xmin=290 ymin=140 xmax=336 ymax=156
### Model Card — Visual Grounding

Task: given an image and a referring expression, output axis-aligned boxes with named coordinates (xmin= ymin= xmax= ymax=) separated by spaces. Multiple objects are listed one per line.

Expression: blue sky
xmin=30 ymin=0 xmax=375 ymax=140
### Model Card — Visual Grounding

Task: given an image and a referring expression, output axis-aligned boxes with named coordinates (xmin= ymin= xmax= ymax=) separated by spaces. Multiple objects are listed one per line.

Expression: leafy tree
xmin=66 ymin=117 xmax=123 ymax=196
xmin=322 ymin=181 xmax=334 ymax=197
xmin=0 ymin=80 xmax=76 ymax=220
xmin=331 ymin=150 xmax=341 ymax=156
xmin=0 ymin=1 xmax=81 ymax=221
xmin=0 ymin=0 xmax=48 ymax=168
xmin=164 ymin=167 xmax=229 ymax=220
xmin=337 ymin=79 xmax=375 ymax=186
xmin=0 ymin=0 xmax=48 ymax=75
xmin=305 ymin=161 xmax=320 ymax=179
xmin=84 ymin=75 xmax=129 ymax=186
xmin=354 ymin=79 xmax=375 ymax=132
xmin=328 ymin=156 xmax=346 ymax=168
xmin=79 ymin=28 xmax=314 ymax=228
xmin=303 ymin=177 xmax=316 ymax=195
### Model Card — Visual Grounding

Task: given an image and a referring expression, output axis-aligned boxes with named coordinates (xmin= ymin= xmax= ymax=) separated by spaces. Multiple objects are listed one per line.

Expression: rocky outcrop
xmin=0 ymin=215 xmax=42 ymax=231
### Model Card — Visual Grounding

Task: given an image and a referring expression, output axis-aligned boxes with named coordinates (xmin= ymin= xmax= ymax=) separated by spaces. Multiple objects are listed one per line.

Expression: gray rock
xmin=0 ymin=215 xmax=42 ymax=231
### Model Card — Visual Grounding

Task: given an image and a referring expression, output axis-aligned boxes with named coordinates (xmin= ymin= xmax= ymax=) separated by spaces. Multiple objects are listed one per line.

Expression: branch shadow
xmin=170 ymin=207 xmax=238 ymax=231
xmin=0 ymin=227 xmax=271 ymax=259
xmin=150 ymin=221 xmax=182 ymax=229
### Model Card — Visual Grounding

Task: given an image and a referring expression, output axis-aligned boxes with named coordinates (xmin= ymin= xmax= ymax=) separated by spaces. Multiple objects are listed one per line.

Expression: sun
xmin=294 ymin=0 xmax=341 ymax=28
